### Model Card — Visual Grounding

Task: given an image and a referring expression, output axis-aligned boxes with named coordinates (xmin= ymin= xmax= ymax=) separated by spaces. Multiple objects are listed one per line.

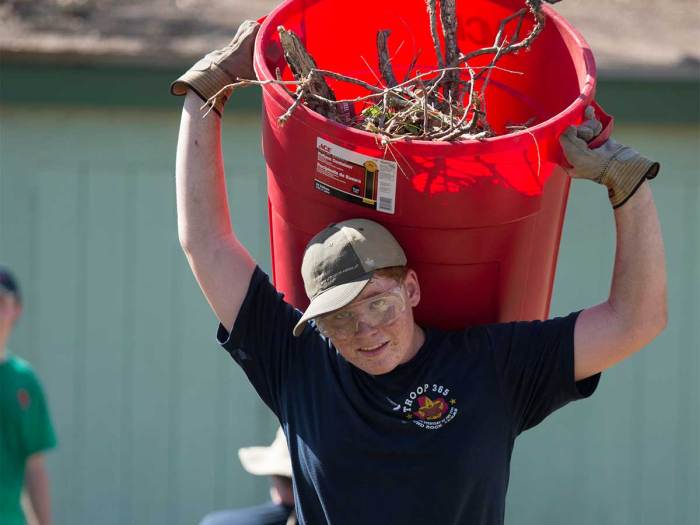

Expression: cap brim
xmin=292 ymin=276 xmax=371 ymax=337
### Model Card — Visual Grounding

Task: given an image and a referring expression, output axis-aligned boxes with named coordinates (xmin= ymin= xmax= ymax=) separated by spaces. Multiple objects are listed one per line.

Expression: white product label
xmin=314 ymin=137 xmax=397 ymax=214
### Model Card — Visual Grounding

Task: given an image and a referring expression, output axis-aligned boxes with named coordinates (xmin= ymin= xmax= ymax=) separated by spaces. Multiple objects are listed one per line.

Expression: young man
xmin=172 ymin=21 xmax=667 ymax=524
xmin=0 ymin=267 xmax=57 ymax=525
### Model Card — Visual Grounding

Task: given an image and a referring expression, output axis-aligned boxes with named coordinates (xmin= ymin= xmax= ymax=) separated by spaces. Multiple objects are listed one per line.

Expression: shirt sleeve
xmin=216 ymin=266 xmax=319 ymax=416
xmin=21 ymin=372 xmax=57 ymax=458
xmin=484 ymin=311 xmax=600 ymax=434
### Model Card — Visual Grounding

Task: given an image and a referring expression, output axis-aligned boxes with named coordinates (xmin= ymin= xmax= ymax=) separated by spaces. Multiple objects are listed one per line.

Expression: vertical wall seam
xmin=121 ymin=167 xmax=136 ymax=524
xmin=73 ymin=163 xmax=89 ymax=523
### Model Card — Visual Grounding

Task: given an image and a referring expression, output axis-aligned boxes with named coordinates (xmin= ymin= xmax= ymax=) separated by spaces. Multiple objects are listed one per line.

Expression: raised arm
xmin=172 ymin=21 xmax=259 ymax=331
xmin=560 ymin=107 xmax=668 ymax=381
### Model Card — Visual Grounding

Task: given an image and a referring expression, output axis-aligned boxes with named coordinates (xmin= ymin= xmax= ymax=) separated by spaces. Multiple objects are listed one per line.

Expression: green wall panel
xmin=32 ymin=169 xmax=82 ymax=522
xmin=0 ymin=105 xmax=275 ymax=525
xmin=0 ymin=63 xmax=262 ymax=111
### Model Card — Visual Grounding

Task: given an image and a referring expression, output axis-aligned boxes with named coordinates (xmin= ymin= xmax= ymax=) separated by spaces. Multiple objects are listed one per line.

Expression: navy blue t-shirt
xmin=218 ymin=267 xmax=600 ymax=525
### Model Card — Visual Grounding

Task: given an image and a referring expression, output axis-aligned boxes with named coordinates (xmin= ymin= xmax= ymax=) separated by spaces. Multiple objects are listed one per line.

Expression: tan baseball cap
xmin=292 ymin=218 xmax=407 ymax=337
xmin=238 ymin=427 xmax=293 ymax=478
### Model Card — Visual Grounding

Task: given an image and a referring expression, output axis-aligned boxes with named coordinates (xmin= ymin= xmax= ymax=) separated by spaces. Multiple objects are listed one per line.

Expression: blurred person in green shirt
xmin=0 ymin=266 xmax=56 ymax=525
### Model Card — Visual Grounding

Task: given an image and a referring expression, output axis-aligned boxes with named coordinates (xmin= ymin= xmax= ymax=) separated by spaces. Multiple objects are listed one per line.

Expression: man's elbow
xmin=178 ymin=230 xmax=213 ymax=259
xmin=178 ymin=225 xmax=231 ymax=258
xmin=179 ymin=232 xmax=195 ymax=257
xmin=628 ymin=300 xmax=668 ymax=350
xmin=178 ymin=222 xmax=199 ymax=255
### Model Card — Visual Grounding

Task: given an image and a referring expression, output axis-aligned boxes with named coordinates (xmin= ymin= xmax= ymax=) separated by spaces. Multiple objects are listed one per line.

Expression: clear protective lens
xmin=316 ymin=286 xmax=406 ymax=339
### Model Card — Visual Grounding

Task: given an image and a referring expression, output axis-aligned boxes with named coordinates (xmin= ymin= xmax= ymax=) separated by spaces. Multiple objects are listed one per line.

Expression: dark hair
xmin=0 ymin=266 xmax=21 ymax=305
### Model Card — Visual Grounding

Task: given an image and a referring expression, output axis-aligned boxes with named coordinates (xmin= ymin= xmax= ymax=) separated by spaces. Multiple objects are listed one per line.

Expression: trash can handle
xmin=559 ymin=100 xmax=615 ymax=169
xmin=588 ymin=100 xmax=614 ymax=149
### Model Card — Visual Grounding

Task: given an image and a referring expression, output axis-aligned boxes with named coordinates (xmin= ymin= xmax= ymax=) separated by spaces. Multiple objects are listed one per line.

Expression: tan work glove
xmin=170 ymin=20 xmax=260 ymax=117
xmin=560 ymin=106 xmax=660 ymax=208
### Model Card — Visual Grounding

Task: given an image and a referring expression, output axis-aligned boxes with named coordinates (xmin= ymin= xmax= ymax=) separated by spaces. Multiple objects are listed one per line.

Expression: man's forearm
xmin=25 ymin=454 xmax=52 ymax=525
xmin=176 ymin=91 xmax=234 ymax=252
xmin=608 ymin=182 xmax=668 ymax=345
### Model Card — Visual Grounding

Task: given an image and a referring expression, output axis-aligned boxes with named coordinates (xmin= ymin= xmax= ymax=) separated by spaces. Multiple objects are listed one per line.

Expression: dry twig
xmin=377 ymin=30 xmax=398 ymax=88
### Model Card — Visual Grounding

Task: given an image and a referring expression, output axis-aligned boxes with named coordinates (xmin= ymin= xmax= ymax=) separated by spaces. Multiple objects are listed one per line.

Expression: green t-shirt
xmin=0 ymin=354 xmax=57 ymax=525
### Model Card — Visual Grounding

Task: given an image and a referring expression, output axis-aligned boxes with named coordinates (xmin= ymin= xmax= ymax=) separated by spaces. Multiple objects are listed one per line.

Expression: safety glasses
xmin=315 ymin=285 xmax=407 ymax=340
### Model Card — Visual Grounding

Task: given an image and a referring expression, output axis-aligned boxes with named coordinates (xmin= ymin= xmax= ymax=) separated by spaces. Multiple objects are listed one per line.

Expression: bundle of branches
xmin=211 ymin=0 xmax=562 ymax=142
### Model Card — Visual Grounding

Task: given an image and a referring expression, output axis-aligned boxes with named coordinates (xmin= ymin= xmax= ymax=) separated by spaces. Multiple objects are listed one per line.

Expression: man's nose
xmin=354 ymin=318 xmax=378 ymax=336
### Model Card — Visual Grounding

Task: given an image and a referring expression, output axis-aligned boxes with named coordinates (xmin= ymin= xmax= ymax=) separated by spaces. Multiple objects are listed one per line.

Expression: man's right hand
xmin=170 ymin=20 xmax=260 ymax=117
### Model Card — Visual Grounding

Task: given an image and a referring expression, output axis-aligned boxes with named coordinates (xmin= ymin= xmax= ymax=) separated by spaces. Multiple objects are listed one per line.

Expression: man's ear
xmin=404 ymin=269 xmax=421 ymax=308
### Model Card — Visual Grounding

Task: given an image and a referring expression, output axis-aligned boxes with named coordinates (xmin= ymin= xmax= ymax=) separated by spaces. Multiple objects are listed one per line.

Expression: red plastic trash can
xmin=253 ymin=0 xmax=611 ymax=330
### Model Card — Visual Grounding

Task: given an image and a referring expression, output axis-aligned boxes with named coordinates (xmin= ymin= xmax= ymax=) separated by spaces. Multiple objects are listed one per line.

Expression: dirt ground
xmin=1 ymin=0 xmax=698 ymax=75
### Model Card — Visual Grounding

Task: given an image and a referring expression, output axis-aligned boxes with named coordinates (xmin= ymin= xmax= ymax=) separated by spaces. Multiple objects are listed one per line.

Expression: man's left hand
xmin=559 ymin=105 xmax=660 ymax=208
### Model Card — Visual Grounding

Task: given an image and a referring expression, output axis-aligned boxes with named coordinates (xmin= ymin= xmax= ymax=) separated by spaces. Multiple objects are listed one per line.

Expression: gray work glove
xmin=560 ymin=106 xmax=660 ymax=208
xmin=170 ymin=20 xmax=260 ymax=116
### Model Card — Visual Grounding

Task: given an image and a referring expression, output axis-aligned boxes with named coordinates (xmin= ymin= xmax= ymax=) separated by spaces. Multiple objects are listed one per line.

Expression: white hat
xmin=238 ymin=427 xmax=293 ymax=478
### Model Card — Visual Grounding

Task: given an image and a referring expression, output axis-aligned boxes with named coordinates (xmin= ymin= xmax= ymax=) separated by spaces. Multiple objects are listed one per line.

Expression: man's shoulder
xmin=5 ymin=353 xmax=35 ymax=372
xmin=474 ymin=312 xmax=580 ymax=336
xmin=3 ymin=354 xmax=43 ymax=385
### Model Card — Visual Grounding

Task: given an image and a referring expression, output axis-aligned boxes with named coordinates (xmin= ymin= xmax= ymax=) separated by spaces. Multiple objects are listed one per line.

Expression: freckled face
xmin=328 ymin=270 xmax=424 ymax=375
